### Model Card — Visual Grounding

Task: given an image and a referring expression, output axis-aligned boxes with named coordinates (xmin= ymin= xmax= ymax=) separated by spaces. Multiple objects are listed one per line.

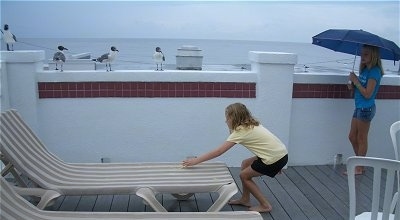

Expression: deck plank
xmin=92 ymin=195 xmax=113 ymax=212
xmin=273 ymin=171 xmax=325 ymax=220
xmin=127 ymin=194 xmax=146 ymax=212
xmin=75 ymin=195 xmax=97 ymax=211
xmin=58 ymin=195 xmax=80 ymax=211
xmin=41 ymin=165 xmax=380 ymax=220
xmin=193 ymin=193 xmax=214 ymax=212
xmin=260 ymin=175 xmax=300 ymax=220
xmin=110 ymin=195 xmax=130 ymax=212
xmin=293 ymin=166 xmax=348 ymax=219
xmin=284 ymin=166 xmax=340 ymax=220
xmin=162 ymin=193 xmax=181 ymax=212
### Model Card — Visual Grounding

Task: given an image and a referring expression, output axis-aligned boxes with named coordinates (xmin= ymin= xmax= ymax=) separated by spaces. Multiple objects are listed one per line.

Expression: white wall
xmin=1 ymin=50 xmax=399 ymax=166
xmin=37 ymin=98 xmax=256 ymax=165
xmin=289 ymin=99 xmax=399 ymax=165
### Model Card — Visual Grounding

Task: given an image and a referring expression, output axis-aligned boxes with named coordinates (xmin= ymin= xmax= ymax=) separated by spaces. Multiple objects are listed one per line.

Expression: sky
xmin=1 ymin=1 xmax=399 ymax=43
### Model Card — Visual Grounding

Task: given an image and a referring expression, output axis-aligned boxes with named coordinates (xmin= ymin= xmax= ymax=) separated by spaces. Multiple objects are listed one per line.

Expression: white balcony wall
xmin=1 ymin=51 xmax=398 ymax=166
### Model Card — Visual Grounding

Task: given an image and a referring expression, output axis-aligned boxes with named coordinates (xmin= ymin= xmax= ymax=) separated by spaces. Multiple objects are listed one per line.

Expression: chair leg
xmin=136 ymin=188 xmax=167 ymax=212
xmin=37 ymin=190 xmax=62 ymax=209
xmin=13 ymin=186 xmax=61 ymax=209
xmin=390 ymin=192 xmax=398 ymax=214
xmin=1 ymin=154 xmax=28 ymax=187
xmin=207 ymin=183 xmax=238 ymax=212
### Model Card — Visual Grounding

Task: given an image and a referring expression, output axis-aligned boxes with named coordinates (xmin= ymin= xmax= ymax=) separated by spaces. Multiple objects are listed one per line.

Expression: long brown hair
xmin=359 ymin=44 xmax=384 ymax=75
xmin=225 ymin=103 xmax=259 ymax=131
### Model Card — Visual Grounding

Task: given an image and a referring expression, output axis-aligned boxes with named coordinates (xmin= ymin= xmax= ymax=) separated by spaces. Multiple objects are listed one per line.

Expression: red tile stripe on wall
xmin=292 ymin=83 xmax=400 ymax=99
xmin=38 ymin=82 xmax=256 ymax=98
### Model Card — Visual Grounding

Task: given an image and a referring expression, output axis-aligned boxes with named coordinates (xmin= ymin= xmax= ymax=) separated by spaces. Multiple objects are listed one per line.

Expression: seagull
xmin=153 ymin=47 xmax=165 ymax=71
xmin=93 ymin=46 xmax=119 ymax=71
xmin=53 ymin=46 xmax=68 ymax=72
xmin=1 ymin=24 xmax=17 ymax=51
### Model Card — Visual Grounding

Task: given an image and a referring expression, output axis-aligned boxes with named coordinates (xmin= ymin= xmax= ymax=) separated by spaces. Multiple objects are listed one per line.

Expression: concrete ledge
xmin=248 ymin=51 xmax=297 ymax=64
xmin=294 ymin=72 xmax=400 ymax=86
xmin=0 ymin=51 xmax=45 ymax=62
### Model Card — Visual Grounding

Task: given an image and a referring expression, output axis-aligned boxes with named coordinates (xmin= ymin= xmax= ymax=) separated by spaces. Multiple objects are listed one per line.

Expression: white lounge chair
xmin=347 ymin=156 xmax=400 ymax=220
xmin=0 ymin=177 xmax=263 ymax=220
xmin=0 ymin=109 xmax=238 ymax=212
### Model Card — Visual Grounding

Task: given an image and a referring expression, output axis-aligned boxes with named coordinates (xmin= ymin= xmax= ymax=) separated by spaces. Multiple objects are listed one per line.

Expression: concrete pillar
xmin=0 ymin=51 xmax=45 ymax=131
xmin=249 ymin=51 xmax=297 ymax=158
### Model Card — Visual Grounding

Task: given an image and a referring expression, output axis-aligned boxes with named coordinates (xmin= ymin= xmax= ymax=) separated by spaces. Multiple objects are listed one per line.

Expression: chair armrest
xmin=12 ymin=186 xmax=61 ymax=209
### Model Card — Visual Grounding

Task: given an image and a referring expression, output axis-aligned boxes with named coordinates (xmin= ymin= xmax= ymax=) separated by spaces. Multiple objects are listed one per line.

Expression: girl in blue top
xmin=347 ymin=44 xmax=383 ymax=175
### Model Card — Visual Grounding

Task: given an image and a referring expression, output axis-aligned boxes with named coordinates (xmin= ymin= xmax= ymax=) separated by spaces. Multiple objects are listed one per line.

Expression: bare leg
xmin=228 ymin=156 xmax=256 ymax=206
xmin=229 ymin=156 xmax=273 ymax=213
xmin=348 ymin=117 xmax=370 ymax=174
xmin=241 ymin=166 xmax=272 ymax=212
xmin=348 ymin=117 xmax=359 ymax=155
xmin=356 ymin=119 xmax=370 ymax=157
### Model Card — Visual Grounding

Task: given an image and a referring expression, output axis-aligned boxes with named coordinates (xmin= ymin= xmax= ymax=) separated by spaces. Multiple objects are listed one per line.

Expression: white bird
xmin=53 ymin=46 xmax=68 ymax=72
xmin=153 ymin=47 xmax=165 ymax=71
xmin=94 ymin=46 xmax=119 ymax=71
xmin=1 ymin=24 xmax=17 ymax=51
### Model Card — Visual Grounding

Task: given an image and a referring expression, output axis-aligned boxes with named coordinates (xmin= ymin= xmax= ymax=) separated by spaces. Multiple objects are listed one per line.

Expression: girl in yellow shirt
xmin=182 ymin=103 xmax=288 ymax=212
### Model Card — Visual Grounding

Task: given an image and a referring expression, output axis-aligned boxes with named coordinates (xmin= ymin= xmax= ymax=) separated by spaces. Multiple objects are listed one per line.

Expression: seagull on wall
xmin=153 ymin=47 xmax=165 ymax=71
xmin=93 ymin=46 xmax=119 ymax=71
xmin=1 ymin=24 xmax=17 ymax=51
xmin=53 ymin=45 xmax=68 ymax=72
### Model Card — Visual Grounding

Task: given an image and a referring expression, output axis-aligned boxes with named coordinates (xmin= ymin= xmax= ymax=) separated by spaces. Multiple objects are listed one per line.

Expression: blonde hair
xmin=359 ymin=45 xmax=384 ymax=75
xmin=225 ymin=103 xmax=259 ymax=131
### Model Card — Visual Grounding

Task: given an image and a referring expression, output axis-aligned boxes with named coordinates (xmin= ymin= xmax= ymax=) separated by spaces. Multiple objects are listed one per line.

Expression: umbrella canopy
xmin=312 ymin=29 xmax=400 ymax=61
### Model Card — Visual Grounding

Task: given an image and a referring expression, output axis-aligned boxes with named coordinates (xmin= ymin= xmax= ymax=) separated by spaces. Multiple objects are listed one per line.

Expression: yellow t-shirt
xmin=226 ymin=125 xmax=287 ymax=165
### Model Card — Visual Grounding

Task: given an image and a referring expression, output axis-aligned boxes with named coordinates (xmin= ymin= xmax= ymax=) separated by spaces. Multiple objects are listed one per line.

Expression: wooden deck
xmin=35 ymin=164 xmax=379 ymax=220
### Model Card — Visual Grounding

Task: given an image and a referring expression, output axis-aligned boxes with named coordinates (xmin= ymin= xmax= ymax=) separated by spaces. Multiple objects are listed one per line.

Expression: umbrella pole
xmin=348 ymin=54 xmax=357 ymax=85
xmin=352 ymin=45 xmax=360 ymax=73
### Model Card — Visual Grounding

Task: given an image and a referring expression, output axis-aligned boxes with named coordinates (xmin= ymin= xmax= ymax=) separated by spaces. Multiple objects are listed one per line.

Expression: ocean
xmin=10 ymin=38 xmax=400 ymax=74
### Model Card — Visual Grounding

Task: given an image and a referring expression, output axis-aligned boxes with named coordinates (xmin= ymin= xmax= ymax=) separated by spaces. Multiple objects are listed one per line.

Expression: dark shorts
xmin=251 ymin=154 xmax=288 ymax=177
xmin=353 ymin=105 xmax=376 ymax=122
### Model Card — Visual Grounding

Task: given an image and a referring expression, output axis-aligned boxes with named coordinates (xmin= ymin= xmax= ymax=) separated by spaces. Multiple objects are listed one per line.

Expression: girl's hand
xmin=347 ymin=81 xmax=354 ymax=90
xmin=182 ymin=158 xmax=198 ymax=167
xmin=348 ymin=72 xmax=358 ymax=84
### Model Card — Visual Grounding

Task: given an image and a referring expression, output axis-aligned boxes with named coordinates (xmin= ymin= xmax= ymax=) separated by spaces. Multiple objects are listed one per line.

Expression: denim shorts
xmin=353 ymin=105 xmax=376 ymax=122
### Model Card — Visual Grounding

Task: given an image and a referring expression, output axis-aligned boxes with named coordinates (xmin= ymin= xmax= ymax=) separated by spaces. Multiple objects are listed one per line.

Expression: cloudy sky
xmin=1 ymin=0 xmax=399 ymax=43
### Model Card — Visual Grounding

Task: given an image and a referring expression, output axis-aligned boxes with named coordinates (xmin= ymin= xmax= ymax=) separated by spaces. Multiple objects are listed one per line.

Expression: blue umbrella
xmin=312 ymin=29 xmax=400 ymax=70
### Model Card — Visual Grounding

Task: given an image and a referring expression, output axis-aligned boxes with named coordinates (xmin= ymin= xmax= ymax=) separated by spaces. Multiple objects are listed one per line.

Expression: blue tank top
xmin=354 ymin=66 xmax=382 ymax=108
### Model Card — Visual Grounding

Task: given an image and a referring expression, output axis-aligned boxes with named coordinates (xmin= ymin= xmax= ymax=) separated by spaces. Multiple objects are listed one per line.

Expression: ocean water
xmin=10 ymin=38 xmax=400 ymax=74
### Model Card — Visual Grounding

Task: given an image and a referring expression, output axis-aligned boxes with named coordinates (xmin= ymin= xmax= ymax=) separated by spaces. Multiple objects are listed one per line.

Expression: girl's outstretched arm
xmin=182 ymin=141 xmax=236 ymax=167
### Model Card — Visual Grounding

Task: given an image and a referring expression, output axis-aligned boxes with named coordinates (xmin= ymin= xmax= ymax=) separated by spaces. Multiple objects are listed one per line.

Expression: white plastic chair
xmin=347 ymin=156 xmax=400 ymax=220
xmin=390 ymin=121 xmax=400 ymax=213
xmin=391 ymin=121 xmax=400 ymax=160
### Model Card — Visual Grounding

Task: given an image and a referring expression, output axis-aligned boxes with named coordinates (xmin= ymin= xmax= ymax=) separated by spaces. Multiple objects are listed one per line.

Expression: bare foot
xmin=228 ymin=199 xmax=251 ymax=207
xmin=343 ymin=168 xmax=364 ymax=175
xmin=249 ymin=204 xmax=272 ymax=213
xmin=355 ymin=166 xmax=364 ymax=175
